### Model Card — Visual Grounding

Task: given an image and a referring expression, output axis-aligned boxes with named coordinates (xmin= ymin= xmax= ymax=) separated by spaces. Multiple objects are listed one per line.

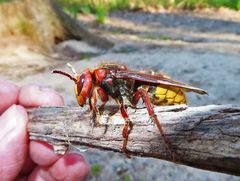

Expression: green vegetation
xmin=58 ymin=0 xmax=240 ymax=23
xmin=142 ymin=33 xmax=172 ymax=40
xmin=1 ymin=0 xmax=239 ymax=23
xmin=1 ymin=0 xmax=240 ymax=10
xmin=0 ymin=0 xmax=13 ymax=3
xmin=18 ymin=19 xmax=33 ymax=36
xmin=90 ymin=163 xmax=102 ymax=176
xmin=122 ymin=174 xmax=131 ymax=181
xmin=95 ymin=4 xmax=107 ymax=23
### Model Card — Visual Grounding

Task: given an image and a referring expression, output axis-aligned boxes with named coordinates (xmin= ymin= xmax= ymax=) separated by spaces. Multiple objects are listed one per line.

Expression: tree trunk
xmin=28 ymin=105 xmax=240 ymax=176
xmin=49 ymin=0 xmax=113 ymax=49
xmin=0 ymin=0 xmax=113 ymax=51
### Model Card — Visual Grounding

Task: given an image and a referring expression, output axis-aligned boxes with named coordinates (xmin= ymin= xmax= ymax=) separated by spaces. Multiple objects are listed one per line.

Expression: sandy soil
xmin=0 ymin=10 xmax=240 ymax=181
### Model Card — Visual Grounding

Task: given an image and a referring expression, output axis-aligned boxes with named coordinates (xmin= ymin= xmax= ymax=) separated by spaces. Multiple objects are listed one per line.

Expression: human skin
xmin=0 ymin=80 xmax=89 ymax=181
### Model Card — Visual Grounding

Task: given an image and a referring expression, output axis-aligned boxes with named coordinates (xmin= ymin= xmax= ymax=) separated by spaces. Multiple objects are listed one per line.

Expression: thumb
xmin=0 ymin=105 xmax=28 ymax=180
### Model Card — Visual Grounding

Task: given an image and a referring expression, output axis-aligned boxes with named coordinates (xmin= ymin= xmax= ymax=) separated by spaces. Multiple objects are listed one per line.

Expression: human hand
xmin=0 ymin=80 xmax=89 ymax=181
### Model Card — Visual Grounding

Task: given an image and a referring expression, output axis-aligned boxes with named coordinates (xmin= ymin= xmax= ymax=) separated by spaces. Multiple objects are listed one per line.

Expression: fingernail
xmin=19 ymin=85 xmax=64 ymax=107
xmin=0 ymin=80 xmax=18 ymax=90
xmin=21 ymin=84 xmax=55 ymax=93
xmin=0 ymin=81 xmax=19 ymax=114
xmin=64 ymin=153 xmax=86 ymax=166
xmin=38 ymin=85 xmax=54 ymax=92
xmin=34 ymin=140 xmax=54 ymax=150
xmin=27 ymin=84 xmax=51 ymax=92
xmin=0 ymin=105 xmax=28 ymax=138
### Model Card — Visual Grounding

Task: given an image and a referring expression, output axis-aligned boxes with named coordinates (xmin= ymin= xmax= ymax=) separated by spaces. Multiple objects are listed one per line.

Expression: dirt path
xmin=1 ymin=10 xmax=240 ymax=180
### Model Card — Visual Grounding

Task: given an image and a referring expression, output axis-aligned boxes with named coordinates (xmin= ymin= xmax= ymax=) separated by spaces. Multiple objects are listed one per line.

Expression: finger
xmin=0 ymin=80 xmax=19 ymax=114
xmin=18 ymin=85 xmax=64 ymax=107
xmin=18 ymin=153 xmax=36 ymax=176
xmin=28 ymin=153 xmax=89 ymax=181
xmin=29 ymin=141 xmax=61 ymax=166
xmin=50 ymin=153 xmax=89 ymax=181
xmin=0 ymin=105 xmax=28 ymax=180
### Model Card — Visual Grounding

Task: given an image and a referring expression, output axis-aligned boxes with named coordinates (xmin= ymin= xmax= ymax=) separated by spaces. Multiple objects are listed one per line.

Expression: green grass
xmin=59 ymin=0 xmax=240 ymax=23
xmin=90 ymin=163 xmax=102 ymax=176
xmin=2 ymin=0 xmax=239 ymax=24
xmin=122 ymin=174 xmax=131 ymax=181
xmin=95 ymin=4 xmax=107 ymax=24
xmin=142 ymin=33 xmax=172 ymax=40
xmin=0 ymin=0 xmax=13 ymax=3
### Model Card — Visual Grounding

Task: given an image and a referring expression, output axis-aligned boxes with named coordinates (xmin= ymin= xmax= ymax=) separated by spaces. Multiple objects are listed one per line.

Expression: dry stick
xmin=28 ymin=105 xmax=240 ymax=176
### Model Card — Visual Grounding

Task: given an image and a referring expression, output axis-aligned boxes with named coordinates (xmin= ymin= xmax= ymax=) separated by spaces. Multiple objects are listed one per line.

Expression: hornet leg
xmin=90 ymin=87 xmax=108 ymax=126
xmin=115 ymin=98 xmax=133 ymax=158
xmin=132 ymin=88 xmax=176 ymax=161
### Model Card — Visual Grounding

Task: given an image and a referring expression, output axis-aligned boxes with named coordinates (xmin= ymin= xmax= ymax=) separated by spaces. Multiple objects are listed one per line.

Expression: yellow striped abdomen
xmin=149 ymin=85 xmax=187 ymax=106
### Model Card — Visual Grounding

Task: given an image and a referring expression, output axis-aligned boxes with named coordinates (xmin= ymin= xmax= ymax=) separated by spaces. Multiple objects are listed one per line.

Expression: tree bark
xmin=28 ymin=105 xmax=240 ymax=176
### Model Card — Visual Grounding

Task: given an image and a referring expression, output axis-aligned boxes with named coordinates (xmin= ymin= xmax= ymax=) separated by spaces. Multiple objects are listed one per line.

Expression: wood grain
xmin=28 ymin=105 xmax=240 ymax=176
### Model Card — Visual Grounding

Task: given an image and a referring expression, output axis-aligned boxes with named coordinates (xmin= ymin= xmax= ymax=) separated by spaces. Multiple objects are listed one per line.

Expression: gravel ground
xmin=1 ymin=10 xmax=240 ymax=181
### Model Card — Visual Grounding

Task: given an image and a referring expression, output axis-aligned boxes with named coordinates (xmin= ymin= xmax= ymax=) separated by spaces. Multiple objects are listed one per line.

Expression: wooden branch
xmin=28 ymin=105 xmax=240 ymax=176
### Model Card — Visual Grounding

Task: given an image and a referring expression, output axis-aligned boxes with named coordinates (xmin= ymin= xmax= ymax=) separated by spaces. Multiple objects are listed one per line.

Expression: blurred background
xmin=0 ymin=0 xmax=240 ymax=180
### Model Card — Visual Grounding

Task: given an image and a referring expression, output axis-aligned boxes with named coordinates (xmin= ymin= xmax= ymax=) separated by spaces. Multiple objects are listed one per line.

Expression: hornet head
xmin=52 ymin=63 xmax=93 ymax=106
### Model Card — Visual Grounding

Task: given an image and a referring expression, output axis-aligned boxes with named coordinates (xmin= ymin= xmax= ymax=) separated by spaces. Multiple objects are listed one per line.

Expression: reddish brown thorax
xmin=93 ymin=68 xmax=108 ymax=85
